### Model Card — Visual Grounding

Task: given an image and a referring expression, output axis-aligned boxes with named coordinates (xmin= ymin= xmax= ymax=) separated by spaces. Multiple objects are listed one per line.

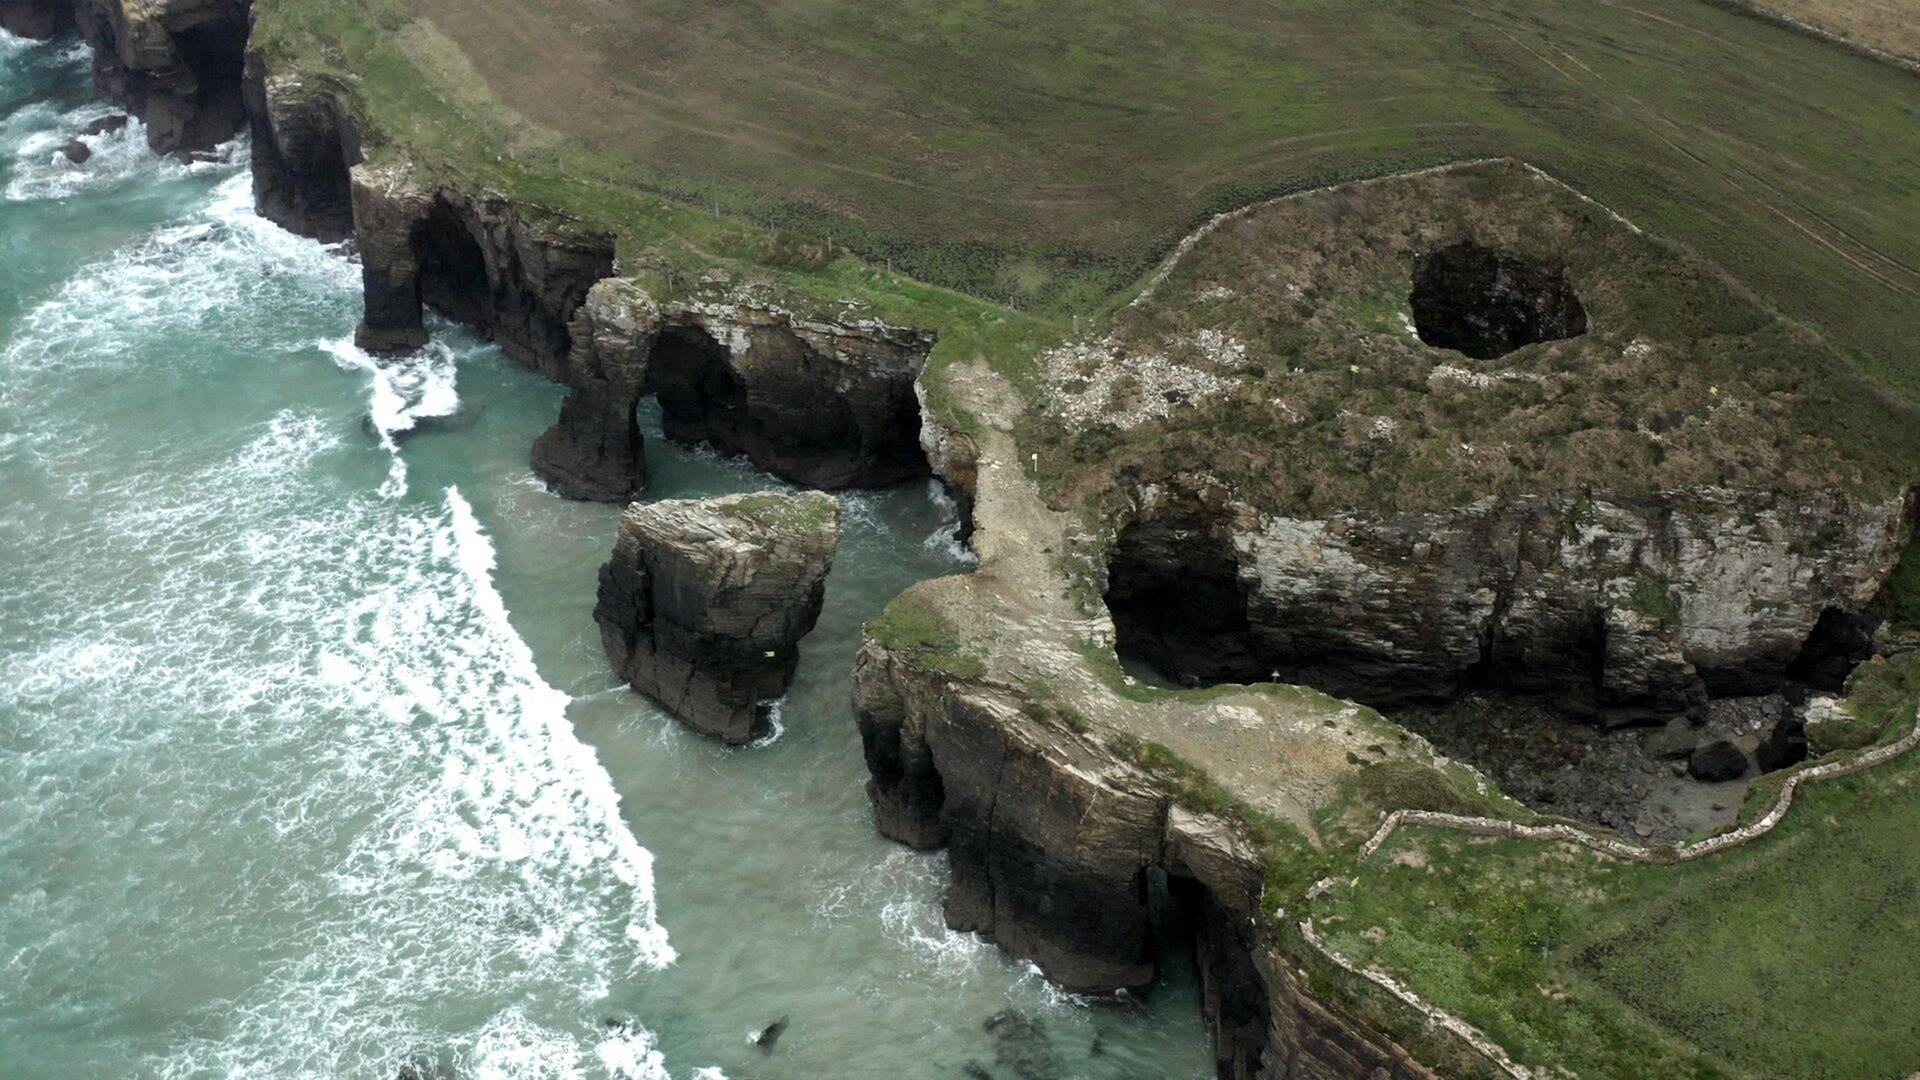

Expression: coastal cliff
xmin=66 ymin=0 xmax=251 ymax=155
xmin=243 ymin=48 xmax=359 ymax=242
xmin=856 ymin=640 xmax=1437 ymax=1080
xmin=533 ymin=278 xmax=933 ymax=502
xmin=1110 ymin=480 xmax=1912 ymax=721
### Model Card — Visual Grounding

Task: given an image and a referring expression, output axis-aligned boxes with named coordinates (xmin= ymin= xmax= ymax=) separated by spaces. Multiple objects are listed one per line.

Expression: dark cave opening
xmin=1786 ymin=607 xmax=1878 ymax=692
xmin=648 ymin=325 xmax=753 ymax=453
xmin=1148 ymin=870 xmax=1271 ymax=1079
xmin=1409 ymin=241 xmax=1588 ymax=360
xmin=415 ymin=200 xmax=492 ymax=331
xmin=174 ymin=20 xmax=249 ymax=147
xmin=1105 ymin=508 xmax=1263 ymax=687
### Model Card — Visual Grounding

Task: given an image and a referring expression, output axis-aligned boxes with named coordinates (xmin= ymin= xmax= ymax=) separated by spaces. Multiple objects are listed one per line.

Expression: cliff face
xmin=349 ymin=163 xmax=616 ymax=377
xmin=597 ymin=492 xmax=841 ymax=744
xmin=66 ymin=0 xmax=251 ymax=155
xmin=243 ymin=49 xmax=360 ymax=242
xmin=854 ymin=642 xmax=1435 ymax=1080
xmin=0 ymin=0 xmax=72 ymax=38
xmin=47 ymin=3 xmax=931 ymax=504
xmin=532 ymin=278 xmax=933 ymax=502
xmin=1110 ymin=482 xmax=1914 ymax=723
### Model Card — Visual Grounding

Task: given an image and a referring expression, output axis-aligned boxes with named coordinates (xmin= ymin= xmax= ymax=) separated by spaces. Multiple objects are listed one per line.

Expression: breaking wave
xmin=0 ymin=105 xmax=686 ymax=1077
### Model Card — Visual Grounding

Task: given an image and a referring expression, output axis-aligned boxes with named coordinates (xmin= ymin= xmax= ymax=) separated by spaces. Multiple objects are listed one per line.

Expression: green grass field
xmin=256 ymin=0 xmax=1920 ymax=395
xmin=1310 ymin=653 xmax=1920 ymax=1078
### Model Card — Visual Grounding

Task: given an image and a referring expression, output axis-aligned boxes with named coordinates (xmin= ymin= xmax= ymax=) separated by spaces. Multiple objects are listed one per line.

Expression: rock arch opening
xmin=173 ymin=20 xmax=249 ymax=151
xmin=1409 ymin=241 xmax=1587 ymax=360
xmin=415 ymin=200 xmax=492 ymax=331
xmin=1105 ymin=505 xmax=1263 ymax=687
xmin=649 ymin=325 xmax=754 ymax=455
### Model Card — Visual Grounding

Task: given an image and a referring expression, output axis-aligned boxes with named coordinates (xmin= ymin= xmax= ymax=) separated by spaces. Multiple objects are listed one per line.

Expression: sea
xmin=0 ymin=32 xmax=1214 ymax=1080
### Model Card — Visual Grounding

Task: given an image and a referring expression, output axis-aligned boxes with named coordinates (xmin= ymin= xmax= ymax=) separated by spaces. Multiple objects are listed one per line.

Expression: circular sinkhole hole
xmin=1409 ymin=241 xmax=1588 ymax=360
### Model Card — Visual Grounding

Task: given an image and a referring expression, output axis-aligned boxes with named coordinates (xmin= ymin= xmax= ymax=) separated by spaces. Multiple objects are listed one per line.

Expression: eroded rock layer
xmin=533 ymin=279 xmax=933 ymax=501
xmin=243 ymin=49 xmax=360 ymax=241
xmin=351 ymin=164 xmax=616 ymax=375
xmin=597 ymin=492 xmax=841 ymax=744
xmin=1109 ymin=481 xmax=1914 ymax=723
xmin=67 ymin=0 xmax=252 ymax=155
xmin=855 ymin=641 xmax=1435 ymax=1079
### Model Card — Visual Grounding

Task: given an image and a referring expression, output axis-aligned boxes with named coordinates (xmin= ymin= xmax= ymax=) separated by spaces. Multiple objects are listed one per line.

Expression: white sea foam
xmin=0 ymin=151 xmax=681 ymax=1076
xmin=594 ymin=1021 xmax=673 ymax=1080
xmin=923 ymin=479 xmax=978 ymax=565
xmin=745 ymin=698 xmax=787 ymax=748
xmin=320 ymin=335 xmax=461 ymax=497
xmin=3 ymin=108 xmax=241 ymax=202
xmin=1 ymin=171 xmax=358 ymax=407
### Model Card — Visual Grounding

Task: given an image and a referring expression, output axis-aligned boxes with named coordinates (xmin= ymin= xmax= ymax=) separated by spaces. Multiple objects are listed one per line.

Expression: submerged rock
xmin=753 ymin=1015 xmax=789 ymax=1050
xmin=83 ymin=113 xmax=129 ymax=137
xmin=596 ymin=492 xmax=841 ymax=744
xmin=983 ymin=1010 xmax=1061 ymax=1080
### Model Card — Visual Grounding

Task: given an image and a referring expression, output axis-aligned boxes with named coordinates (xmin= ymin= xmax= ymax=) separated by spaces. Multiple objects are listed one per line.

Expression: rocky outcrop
xmin=533 ymin=279 xmax=933 ymax=502
xmin=597 ymin=492 xmax=841 ymax=744
xmin=243 ymin=49 xmax=359 ymax=241
xmin=854 ymin=642 xmax=1435 ymax=1079
xmin=0 ymin=0 xmax=72 ymax=39
xmin=67 ymin=0 xmax=251 ymax=155
xmin=350 ymin=163 xmax=615 ymax=377
xmin=1109 ymin=482 xmax=1915 ymax=724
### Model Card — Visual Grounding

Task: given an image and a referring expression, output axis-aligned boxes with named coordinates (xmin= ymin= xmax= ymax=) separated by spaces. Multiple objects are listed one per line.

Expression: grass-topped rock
xmin=596 ymin=491 xmax=841 ymax=744
xmin=1021 ymin=161 xmax=1917 ymax=721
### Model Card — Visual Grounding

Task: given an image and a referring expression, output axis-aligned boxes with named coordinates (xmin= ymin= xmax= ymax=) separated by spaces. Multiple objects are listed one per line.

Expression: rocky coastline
xmin=27 ymin=4 xmax=1919 ymax=1076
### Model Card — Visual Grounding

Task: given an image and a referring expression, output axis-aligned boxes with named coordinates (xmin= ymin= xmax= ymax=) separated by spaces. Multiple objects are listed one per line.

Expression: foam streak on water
xmin=0 ymin=49 xmax=683 ymax=1074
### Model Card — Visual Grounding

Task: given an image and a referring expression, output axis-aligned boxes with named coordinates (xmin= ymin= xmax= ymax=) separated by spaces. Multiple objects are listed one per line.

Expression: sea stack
xmin=595 ymin=491 xmax=842 ymax=744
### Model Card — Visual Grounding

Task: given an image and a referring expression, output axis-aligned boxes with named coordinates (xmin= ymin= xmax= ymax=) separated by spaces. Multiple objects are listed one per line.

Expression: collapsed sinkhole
xmin=1409 ymin=241 xmax=1588 ymax=360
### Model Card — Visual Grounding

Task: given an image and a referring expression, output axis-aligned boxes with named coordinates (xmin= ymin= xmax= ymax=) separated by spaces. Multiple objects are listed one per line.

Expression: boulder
xmin=983 ymin=1010 xmax=1061 ymax=1080
xmin=1643 ymin=717 xmax=1699 ymax=761
xmin=1755 ymin=717 xmax=1809 ymax=772
xmin=1687 ymin=738 xmax=1748 ymax=782
xmin=1803 ymin=695 xmax=1874 ymax=756
xmin=60 ymin=139 xmax=91 ymax=165
xmin=596 ymin=492 xmax=841 ymax=744
xmin=83 ymin=114 xmax=129 ymax=137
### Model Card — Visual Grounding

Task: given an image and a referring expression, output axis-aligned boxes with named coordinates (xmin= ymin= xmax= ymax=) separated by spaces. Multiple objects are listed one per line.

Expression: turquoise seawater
xmin=0 ymin=35 xmax=1213 ymax=1080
